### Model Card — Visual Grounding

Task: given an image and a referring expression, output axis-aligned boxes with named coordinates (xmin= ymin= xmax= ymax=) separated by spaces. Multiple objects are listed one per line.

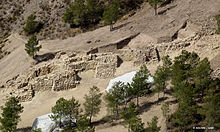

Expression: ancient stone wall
xmin=95 ymin=54 xmax=118 ymax=78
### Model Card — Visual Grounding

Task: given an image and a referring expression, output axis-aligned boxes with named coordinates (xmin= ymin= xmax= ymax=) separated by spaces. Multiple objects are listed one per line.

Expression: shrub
xmin=215 ymin=14 xmax=220 ymax=34
xmin=0 ymin=97 xmax=24 ymax=132
xmin=23 ymin=14 xmax=42 ymax=35
xmin=63 ymin=0 xmax=87 ymax=27
xmin=25 ymin=35 xmax=42 ymax=58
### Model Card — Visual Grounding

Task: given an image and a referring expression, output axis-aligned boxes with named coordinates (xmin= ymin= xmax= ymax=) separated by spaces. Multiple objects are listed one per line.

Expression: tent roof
xmin=106 ymin=71 xmax=154 ymax=92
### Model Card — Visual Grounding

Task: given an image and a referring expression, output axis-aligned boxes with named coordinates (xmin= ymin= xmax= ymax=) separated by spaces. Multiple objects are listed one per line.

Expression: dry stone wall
xmin=95 ymin=54 xmax=119 ymax=78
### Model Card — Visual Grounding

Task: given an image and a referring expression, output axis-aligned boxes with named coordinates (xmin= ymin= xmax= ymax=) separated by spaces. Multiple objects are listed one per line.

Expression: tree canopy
xmin=131 ymin=64 xmax=151 ymax=106
xmin=105 ymin=81 xmax=128 ymax=118
xmin=84 ymin=86 xmax=102 ymax=124
xmin=102 ymin=0 xmax=120 ymax=31
xmin=25 ymin=35 xmax=42 ymax=59
xmin=23 ymin=14 xmax=42 ymax=35
xmin=0 ymin=97 xmax=24 ymax=132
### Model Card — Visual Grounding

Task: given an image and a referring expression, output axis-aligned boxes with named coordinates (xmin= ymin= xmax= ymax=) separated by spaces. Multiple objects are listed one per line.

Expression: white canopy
xmin=32 ymin=113 xmax=76 ymax=132
xmin=32 ymin=113 xmax=56 ymax=132
xmin=106 ymin=71 xmax=154 ymax=92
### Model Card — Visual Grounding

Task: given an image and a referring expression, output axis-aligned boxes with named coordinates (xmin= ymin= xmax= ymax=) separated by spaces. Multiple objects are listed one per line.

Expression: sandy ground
xmin=12 ymin=60 xmax=177 ymax=132
xmin=11 ymin=60 xmax=173 ymax=132
xmin=14 ymin=61 xmax=138 ymax=129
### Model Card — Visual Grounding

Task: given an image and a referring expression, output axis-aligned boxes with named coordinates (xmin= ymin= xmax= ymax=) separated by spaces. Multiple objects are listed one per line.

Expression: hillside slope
xmin=0 ymin=0 xmax=220 ymax=131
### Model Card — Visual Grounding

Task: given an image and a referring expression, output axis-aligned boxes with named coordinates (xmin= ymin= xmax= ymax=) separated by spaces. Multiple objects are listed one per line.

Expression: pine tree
xmin=83 ymin=86 xmax=102 ymax=124
xmin=148 ymin=0 xmax=165 ymax=15
xmin=215 ymin=14 xmax=220 ymax=34
xmin=146 ymin=116 xmax=160 ymax=132
xmin=25 ymin=35 xmax=41 ymax=59
xmin=0 ymin=97 xmax=24 ymax=132
xmin=50 ymin=98 xmax=68 ymax=127
xmin=170 ymin=51 xmax=201 ymax=130
xmin=194 ymin=58 xmax=212 ymax=100
xmin=76 ymin=115 xmax=90 ymax=132
xmin=23 ymin=14 xmax=41 ymax=35
xmin=162 ymin=55 xmax=172 ymax=68
xmin=86 ymin=0 xmax=103 ymax=23
xmin=130 ymin=116 xmax=145 ymax=132
xmin=102 ymin=0 xmax=120 ymax=31
xmin=121 ymin=102 xmax=144 ymax=132
xmin=153 ymin=65 xmax=167 ymax=100
xmin=50 ymin=97 xmax=80 ymax=129
xmin=200 ymin=79 xmax=220 ymax=129
xmin=105 ymin=81 xmax=127 ymax=118
xmin=161 ymin=102 xmax=170 ymax=124
xmin=65 ymin=97 xmax=81 ymax=127
xmin=131 ymin=64 xmax=151 ymax=106
xmin=171 ymin=50 xmax=200 ymax=101
xmin=63 ymin=0 xmax=87 ymax=27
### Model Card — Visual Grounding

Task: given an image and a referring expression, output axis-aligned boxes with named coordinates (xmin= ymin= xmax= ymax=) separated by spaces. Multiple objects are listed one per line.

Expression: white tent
xmin=32 ymin=113 xmax=56 ymax=132
xmin=106 ymin=71 xmax=154 ymax=92
xmin=32 ymin=113 xmax=76 ymax=132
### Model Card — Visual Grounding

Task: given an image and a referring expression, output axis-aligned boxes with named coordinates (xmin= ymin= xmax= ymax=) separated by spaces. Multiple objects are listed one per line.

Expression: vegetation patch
xmin=216 ymin=14 xmax=220 ymax=34
xmin=23 ymin=14 xmax=43 ymax=35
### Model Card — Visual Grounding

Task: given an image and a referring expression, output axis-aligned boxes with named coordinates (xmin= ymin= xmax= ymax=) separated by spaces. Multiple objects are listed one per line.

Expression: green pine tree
xmin=121 ymin=102 xmax=144 ymax=132
xmin=50 ymin=98 xmax=68 ymax=127
xmin=161 ymin=102 xmax=170 ymax=124
xmin=153 ymin=65 xmax=168 ymax=100
xmin=23 ymin=14 xmax=41 ymax=35
xmin=105 ymin=81 xmax=128 ymax=118
xmin=50 ymin=97 xmax=80 ymax=129
xmin=215 ymin=14 xmax=220 ymax=34
xmin=131 ymin=64 xmax=151 ymax=106
xmin=86 ymin=0 xmax=103 ymax=23
xmin=83 ymin=86 xmax=102 ymax=124
xmin=25 ymin=35 xmax=42 ymax=59
xmin=63 ymin=0 xmax=87 ymax=27
xmin=130 ymin=116 xmax=145 ymax=132
xmin=102 ymin=0 xmax=120 ymax=31
xmin=171 ymin=50 xmax=200 ymax=101
xmin=76 ymin=115 xmax=90 ymax=132
xmin=194 ymin=58 xmax=212 ymax=100
xmin=146 ymin=116 xmax=160 ymax=132
xmin=200 ymin=79 xmax=220 ymax=130
xmin=0 ymin=97 xmax=24 ymax=132
xmin=65 ymin=97 xmax=81 ymax=127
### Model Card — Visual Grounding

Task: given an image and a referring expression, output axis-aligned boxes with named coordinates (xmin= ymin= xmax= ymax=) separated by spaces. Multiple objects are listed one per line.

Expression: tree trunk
xmin=154 ymin=4 xmax=157 ymax=15
xmin=110 ymin=24 xmax=113 ymax=31
xmin=89 ymin=114 xmax=92 ymax=125
xmin=89 ymin=107 xmax=94 ymax=125
xmin=136 ymin=96 xmax=139 ymax=107
xmin=116 ymin=105 xmax=119 ymax=118
xmin=155 ymin=48 xmax=160 ymax=62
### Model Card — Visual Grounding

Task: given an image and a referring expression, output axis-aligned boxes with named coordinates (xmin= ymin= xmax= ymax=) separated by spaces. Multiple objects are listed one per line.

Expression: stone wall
xmin=95 ymin=54 xmax=119 ymax=78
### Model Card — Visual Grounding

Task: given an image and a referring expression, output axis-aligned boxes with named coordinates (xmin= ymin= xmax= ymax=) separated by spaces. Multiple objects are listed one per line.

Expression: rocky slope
xmin=0 ymin=0 xmax=220 ymax=131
